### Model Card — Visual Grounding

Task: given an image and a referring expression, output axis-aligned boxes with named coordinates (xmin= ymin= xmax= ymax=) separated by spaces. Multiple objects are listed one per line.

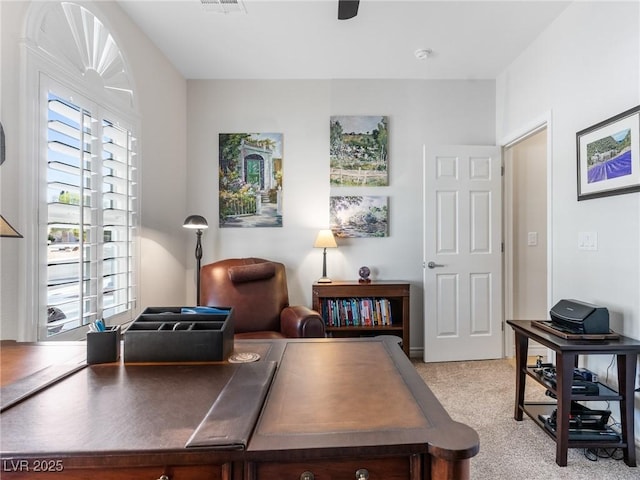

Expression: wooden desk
xmin=507 ymin=320 xmax=640 ymax=467
xmin=1 ymin=337 xmax=478 ymax=480
xmin=0 ymin=341 xmax=85 ymax=386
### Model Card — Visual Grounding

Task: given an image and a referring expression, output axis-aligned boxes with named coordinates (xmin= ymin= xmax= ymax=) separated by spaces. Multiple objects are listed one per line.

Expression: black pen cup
xmin=87 ymin=325 xmax=121 ymax=364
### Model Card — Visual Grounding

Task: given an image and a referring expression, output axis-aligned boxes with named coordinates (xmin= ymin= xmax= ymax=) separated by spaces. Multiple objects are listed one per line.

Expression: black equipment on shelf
xmin=539 ymin=404 xmax=621 ymax=442
xmin=534 ymin=365 xmax=600 ymax=395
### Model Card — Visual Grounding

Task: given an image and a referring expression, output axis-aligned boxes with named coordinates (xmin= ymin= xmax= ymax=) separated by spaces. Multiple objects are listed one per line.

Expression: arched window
xmin=24 ymin=2 xmax=138 ymax=339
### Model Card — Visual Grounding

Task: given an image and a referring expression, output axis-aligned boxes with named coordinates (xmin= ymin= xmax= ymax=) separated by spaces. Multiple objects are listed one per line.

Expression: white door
xmin=423 ymin=145 xmax=503 ymax=362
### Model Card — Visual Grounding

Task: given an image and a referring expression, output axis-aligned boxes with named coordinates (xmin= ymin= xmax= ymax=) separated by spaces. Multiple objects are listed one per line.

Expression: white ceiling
xmin=116 ymin=0 xmax=571 ymax=80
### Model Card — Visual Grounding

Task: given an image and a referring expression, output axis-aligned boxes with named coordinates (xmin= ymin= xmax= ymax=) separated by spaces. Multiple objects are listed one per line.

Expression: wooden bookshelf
xmin=312 ymin=281 xmax=410 ymax=356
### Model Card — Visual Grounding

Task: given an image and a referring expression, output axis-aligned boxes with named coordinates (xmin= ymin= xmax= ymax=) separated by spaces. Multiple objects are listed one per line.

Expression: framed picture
xmin=329 ymin=116 xmax=388 ymax=186
xmin=218 ymin=133 xmax=283 ymax=227
xmin=577 ymin=105 xmax=640 ymax=201
xmin=329 ymin=195 xmax=388 ymax=238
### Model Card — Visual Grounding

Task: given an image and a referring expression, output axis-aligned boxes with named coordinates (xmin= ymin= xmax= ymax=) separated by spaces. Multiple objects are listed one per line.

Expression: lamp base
xmin=317 ymin=277 xmax=332 ymax=284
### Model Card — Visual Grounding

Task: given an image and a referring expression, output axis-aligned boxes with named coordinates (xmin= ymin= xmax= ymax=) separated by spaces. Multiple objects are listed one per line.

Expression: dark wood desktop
xmin=0 ymin=337 xmax=479 ymax=480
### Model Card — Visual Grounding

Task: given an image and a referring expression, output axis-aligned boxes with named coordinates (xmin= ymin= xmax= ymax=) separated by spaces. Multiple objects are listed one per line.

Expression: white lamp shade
xmin=314 ymin=229 xmax=337 ymax=248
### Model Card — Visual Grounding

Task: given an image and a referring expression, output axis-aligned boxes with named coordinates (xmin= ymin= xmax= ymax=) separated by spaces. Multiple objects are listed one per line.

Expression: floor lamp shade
xmin=313 ymin=229 xmax=337 ymax=283
xmin=183 ymin=215 xmax=208 ymax=304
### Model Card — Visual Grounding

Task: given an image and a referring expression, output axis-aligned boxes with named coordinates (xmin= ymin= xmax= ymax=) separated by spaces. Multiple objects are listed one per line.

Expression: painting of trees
xmin=329 ymin=116 xmax=388 ymax=186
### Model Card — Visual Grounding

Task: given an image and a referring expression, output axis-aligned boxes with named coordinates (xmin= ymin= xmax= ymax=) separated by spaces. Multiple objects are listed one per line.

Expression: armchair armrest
xmin=280 ymin=306 xmax=325 ymax=338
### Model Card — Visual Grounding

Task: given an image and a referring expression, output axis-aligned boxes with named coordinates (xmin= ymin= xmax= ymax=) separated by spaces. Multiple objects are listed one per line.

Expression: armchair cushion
xmin=228 ymin=262 xmax=276 ymax=283
xmin=200 ymin=258 xmax=325 ymax=339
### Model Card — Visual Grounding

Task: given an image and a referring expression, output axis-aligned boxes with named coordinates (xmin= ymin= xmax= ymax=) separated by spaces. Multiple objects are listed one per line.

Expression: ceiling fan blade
xmin=338 ymin=0 xmax=359 ymax=20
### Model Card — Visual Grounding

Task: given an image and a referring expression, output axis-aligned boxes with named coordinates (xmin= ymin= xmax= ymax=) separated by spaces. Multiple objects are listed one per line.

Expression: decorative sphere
xmin=358 ymin=266 xmax=371 ymax=280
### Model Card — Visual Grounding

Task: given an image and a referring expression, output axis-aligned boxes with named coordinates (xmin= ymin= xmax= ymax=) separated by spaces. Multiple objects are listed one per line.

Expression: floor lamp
xmin=183 ymin=215 xmax=208 ymax=305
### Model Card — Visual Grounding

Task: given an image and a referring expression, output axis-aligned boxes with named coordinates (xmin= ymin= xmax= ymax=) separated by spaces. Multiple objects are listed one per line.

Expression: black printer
xmin=549 ymin=299 xmax=609 ymax=335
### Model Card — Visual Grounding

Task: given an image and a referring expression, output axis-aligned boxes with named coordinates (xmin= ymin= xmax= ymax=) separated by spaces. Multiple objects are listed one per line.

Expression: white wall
xmin=0 ymin=0 xmax=25 ymax=339
xmin=497 ymin=0 xmax=640 ymax=451
xmin=0 ymin=1 xmax=188 ymax=340
xmin=187 ymin=79 xmax=496 ymax=354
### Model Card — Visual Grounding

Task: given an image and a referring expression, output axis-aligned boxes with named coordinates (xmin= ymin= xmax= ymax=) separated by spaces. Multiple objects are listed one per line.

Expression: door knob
xmin=427 ymin=261 xmax=445 ymax=269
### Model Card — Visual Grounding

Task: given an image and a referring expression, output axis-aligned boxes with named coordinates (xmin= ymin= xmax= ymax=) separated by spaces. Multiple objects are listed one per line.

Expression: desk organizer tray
xmin=124 ymin=306 xmax=234 ymax=362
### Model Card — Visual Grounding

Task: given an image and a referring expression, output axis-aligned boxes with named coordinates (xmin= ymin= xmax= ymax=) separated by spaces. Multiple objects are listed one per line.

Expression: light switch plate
xmin=527 ymin=232 xmax=538 ymax=246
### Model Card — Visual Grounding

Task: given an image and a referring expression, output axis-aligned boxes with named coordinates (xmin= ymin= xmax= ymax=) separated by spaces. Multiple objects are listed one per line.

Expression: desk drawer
xmin=253 ymin=456 xmax=417 ymax=480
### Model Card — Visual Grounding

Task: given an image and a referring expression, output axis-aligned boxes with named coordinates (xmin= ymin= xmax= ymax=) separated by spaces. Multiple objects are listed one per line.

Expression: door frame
xmin=500 ymin=112 xmax=554 ymax=358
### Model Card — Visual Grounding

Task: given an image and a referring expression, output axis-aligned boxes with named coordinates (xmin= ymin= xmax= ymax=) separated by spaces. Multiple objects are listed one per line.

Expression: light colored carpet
xmin=412 ymin=358 xmax=638 ymax=479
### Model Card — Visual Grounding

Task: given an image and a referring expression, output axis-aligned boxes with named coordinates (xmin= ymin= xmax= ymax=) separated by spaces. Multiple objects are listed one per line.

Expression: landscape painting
xmin=219 ymin=133 xmax=283 ymax=227
xmin=585 ymin=129 xmax=631 ymax=184
xmin=577 ymin=106 xmax=640 ymax=201
xmin=330 ymin=115 xmax=388 ymax=186
xmin=329 ymin=196 xmax=388 ymax=238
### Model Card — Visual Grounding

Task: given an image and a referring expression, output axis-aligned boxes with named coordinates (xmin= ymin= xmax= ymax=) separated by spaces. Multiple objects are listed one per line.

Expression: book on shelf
xmin=320 ymin=298 xmax=393 ymax=327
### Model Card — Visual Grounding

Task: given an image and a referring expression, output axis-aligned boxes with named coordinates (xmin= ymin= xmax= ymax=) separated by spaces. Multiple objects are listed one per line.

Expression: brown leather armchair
xmin=199 ymin=257 xmax=325 ymax=339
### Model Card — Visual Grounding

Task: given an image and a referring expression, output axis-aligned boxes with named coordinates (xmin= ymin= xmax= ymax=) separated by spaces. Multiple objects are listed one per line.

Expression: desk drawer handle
xmin=157 ymin=475 xmax=170 ymax=480
xmin=300 ymin=472 xmax=314 ymax=480
xmin=356 ymin=468 xmax=369 ymax=480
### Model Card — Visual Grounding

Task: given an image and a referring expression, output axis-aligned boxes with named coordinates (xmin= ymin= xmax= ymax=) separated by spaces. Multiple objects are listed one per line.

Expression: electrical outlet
xmin=578 ymin=231 xmax=597 ymax=250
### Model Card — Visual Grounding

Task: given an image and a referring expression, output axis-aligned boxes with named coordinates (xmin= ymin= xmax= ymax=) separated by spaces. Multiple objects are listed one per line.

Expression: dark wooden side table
xmin=506 ymin=320 xmax=640 ymax=467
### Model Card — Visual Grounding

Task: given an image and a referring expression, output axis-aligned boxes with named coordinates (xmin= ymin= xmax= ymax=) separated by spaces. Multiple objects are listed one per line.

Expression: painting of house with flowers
xmin=219 ymin=133 xmax=283 ymax=227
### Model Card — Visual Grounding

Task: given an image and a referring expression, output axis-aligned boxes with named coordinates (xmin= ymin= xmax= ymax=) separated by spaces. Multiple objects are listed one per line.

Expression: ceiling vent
xmin=201 ymin=0 xmax=246 ymax=14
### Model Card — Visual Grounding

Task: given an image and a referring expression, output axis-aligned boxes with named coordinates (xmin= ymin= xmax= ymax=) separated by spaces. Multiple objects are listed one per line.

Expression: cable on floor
xmin=583 ymin=447 xmax=624 ymax=461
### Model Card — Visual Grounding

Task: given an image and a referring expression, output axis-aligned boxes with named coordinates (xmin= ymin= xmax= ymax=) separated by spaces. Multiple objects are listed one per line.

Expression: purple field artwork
xmin=587 ymin=150 xmax=632 ymax=184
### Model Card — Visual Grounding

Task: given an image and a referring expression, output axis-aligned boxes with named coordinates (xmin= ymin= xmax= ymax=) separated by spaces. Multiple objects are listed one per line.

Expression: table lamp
xmin=313 ymin=229 xmax=337 ymax=283
xmin=183 ymin=215 xmax=208 ymax=304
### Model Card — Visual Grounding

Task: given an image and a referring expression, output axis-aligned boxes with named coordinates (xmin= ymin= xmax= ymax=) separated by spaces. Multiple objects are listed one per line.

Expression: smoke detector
xmin=201 ymin=0 xmax=247 ymax=14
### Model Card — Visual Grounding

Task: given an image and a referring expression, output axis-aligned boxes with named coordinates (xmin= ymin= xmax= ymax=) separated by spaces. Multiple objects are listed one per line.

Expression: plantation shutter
xmin=45 ymin=89 xmax=137 ymax=336
xmin=101 ymin=119 xmax=138 ymax=319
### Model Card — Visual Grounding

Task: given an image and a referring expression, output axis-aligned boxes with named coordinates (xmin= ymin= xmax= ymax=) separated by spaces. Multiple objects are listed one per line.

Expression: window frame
xmin=21 ymin=2 xmax=139 ymax=341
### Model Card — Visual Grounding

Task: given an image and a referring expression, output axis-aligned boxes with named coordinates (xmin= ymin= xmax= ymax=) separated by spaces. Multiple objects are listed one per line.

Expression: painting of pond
xmin=330 ymin=196 xmax=388 ymax=238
